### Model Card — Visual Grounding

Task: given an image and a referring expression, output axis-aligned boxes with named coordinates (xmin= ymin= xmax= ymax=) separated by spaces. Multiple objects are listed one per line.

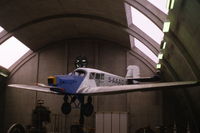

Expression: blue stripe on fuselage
xmin=55 ymin=75 xmax=84 ymax=94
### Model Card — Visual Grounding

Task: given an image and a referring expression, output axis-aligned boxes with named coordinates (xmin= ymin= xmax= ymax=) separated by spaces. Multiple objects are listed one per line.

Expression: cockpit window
xmin=68 ymin=72 xmax=72 ymax=76
xmin=89 ymin=73 xmax=95 ymax=79
xmin=73 ymin=70 xmax=86 ymax=77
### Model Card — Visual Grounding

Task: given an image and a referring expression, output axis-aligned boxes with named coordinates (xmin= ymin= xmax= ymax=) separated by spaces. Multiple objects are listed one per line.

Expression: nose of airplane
xmin=48 ymin=76 xmax=57 ymax=86
xmin=48 ymin=75 xmax=76 ymax=85
xmin=48 ymin=75 xmax=84 ymax=94
xmin=61 ymin=77 xmax=76 ymax=84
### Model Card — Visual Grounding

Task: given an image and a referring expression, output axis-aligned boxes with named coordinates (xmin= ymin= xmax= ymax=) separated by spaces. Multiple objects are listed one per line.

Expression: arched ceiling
xmin=0 ymin=0 xmax=130 ymax=50
xmin=0 ymin=0 xmax=170 ymax=71
xmin=0 ymin=0 xmax=166 ymax=51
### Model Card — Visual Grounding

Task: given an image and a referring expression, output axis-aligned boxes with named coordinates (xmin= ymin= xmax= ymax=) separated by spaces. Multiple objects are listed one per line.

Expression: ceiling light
xmin=158 ymin=53 xmax=164 ymax=59
xmin=170 ymin=0 xmax=175 ymax=9
xmin=156 ymin=64 xmax=162 ymax=69
xmin=163 ymin=22 xmax=171 ymax=32
xmin=0 ymin=72 xmax=8 ymax=77
xmin=160 ymin=41 xmax=167 ymax=49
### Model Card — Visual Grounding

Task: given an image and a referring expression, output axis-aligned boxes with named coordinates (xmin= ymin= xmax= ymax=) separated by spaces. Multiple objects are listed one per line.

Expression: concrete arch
xmin=128 ymin=24 xmax=160 ymax=55
xmin=165 ymin=31 xmax=200 ymax=80
xmin=8 ymin=51 xmax=36 ymax=78
xmin=9 ymin=13 xmax=159 ymax=56
xmin=128 ymin=50 xmax=156 ymax=72
xmin=161 ymin=59 xmax=200 ymax=133
xmin=125 ymin=0 xmax=167 ymax=30
xmin=10 ymin=13 xmax=125 ymax=33
xmin=124 ymin=3 xmax=161 ymax=55
xmin=0 ymin=30 xmax=12 ymax=44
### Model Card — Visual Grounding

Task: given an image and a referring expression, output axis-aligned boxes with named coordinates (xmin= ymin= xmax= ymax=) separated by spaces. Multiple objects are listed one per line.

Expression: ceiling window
xmin=0 ymin=37 xmax=30 ymax=69
xmin=147 ymin=0 xmax=169 ymax=14
xmin=131 ymin=7 xmax=164 ymax=44
xmin=0 ymin=26 xmax=4 ymax=33
xmin=134 ymin=38 xmax=159 ymax=63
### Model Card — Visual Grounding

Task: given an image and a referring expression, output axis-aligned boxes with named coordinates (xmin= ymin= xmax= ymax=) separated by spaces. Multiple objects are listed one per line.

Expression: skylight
xmin=0 ymin=37 xmax=30 ymax=69
xmin=134 ymin=38 xmax=159 ymax=63
xmin=147 ymin=0 xmax=169 ymax=14
xmin=131 ymin=7 xmax=164 ymax=44
xmin=0 ymin=26 xmax=4 ymax=33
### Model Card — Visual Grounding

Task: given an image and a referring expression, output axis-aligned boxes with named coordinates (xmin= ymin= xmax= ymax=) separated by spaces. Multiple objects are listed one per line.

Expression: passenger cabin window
xmin=95 ymin=73 xmax=100 ymax=79
xmin=100 ymin=74 xmax=104 ymax=80
xmin=89 ymin=72 xmax=103 ymax=80
xmin=89 ymin=73 xmax=95 ymax=79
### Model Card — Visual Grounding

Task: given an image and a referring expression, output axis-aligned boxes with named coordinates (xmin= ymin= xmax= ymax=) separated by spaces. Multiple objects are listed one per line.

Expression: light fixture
xmin=161 ymin=41 xmax=167 ymax=49
xmin=158 ymin=53 xmax=164 ymax=60
xmin=156 ymin=64 xmax=162 ymax=69
xmin=0 ymin=72 xmax=8 ymax=77
xmin=163 ymin=22 xmax=171 ymax=32
xmin=166 ymin=0 xmax=176 ymax=10
xmin=170 ymin=0 xmax=175 ymax=9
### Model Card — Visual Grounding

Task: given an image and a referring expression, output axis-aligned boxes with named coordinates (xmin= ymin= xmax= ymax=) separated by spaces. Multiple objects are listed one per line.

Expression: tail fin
xmin=126 ymin=65 xmax=161 ymax=84
xmin=126 ymin=65 xmax=140 ymax=79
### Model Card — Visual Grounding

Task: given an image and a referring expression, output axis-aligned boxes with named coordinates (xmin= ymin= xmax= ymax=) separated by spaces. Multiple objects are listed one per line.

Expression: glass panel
xmin=131 ymin=7 xmax=164 ymax=44
xmin=89 ymin=73 xmax=95 ymax=79
xmin=95 ymin=73 xmax=100 ymax=80
xmin=0 ymin=26 xmax=4 ymax=33
xmin=147 ymin=0 xmax=169 ymax=14
xmin=74 ymin=70 xmax=86 ymax=77
xmin=0 ymin=37 xmax=30 ymax=69
xmin=134 ymin=38 xmax=159 ymax=63
xmin=100 ymin=73 xmax=104 ymax=80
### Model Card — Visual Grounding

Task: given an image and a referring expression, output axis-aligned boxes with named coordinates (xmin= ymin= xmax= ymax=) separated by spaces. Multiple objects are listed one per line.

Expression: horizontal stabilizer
xmin=127 ymin=75 xmax=161 ymax=84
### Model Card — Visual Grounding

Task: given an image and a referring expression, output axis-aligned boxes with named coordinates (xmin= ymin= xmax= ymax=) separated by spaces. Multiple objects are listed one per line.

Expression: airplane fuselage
xmin=48 ymin=68 xmax=127 ymax=94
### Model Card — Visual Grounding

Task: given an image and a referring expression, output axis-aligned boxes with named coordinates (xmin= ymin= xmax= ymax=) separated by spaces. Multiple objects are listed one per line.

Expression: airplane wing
xmin=8 ymin=81 xmax=200 ymax=96
xmin=8 ymin=84 xmax=58 ymax=94
xmin=77 ymin=81 xmax=200 ymax=95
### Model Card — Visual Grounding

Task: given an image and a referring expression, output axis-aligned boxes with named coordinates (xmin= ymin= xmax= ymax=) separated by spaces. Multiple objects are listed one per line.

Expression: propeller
xmin=75 ymin=56 xmax=88 ymax=68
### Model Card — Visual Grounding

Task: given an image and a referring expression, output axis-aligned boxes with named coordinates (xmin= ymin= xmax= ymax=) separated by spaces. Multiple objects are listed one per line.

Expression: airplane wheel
xmin=87 ymin=96 xmax=92 ymax=104
xmin=61 ymin=102 xmax=71 ymax=115
xmin=7 ymin=123 xmax=25 ymax=133
xmin=83 ymin=103 xmax=94 ymax=117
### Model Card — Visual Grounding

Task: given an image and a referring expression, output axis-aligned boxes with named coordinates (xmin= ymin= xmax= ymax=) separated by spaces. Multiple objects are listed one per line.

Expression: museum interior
xmin=0 ymin=0 xmax=200 ymax=133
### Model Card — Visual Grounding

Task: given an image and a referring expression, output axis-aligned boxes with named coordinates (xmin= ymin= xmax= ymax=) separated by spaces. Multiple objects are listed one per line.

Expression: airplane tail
xmin=126 ymin=65 xmax=140 ymax=79
xmin=126 ymin=65 xmax=160 ymax=84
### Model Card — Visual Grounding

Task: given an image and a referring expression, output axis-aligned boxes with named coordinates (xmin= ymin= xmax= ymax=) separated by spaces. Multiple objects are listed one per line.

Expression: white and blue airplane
xmin=8 ymin=65 xmax=200 ymax=116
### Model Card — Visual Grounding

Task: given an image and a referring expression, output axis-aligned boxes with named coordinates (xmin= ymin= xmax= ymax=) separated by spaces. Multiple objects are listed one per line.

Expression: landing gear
xmin=61 ymin=95 xmax=94 ymax=132
xmin=79 ymin=96 xmax=94 ymax=123
xmin=83 ymin=96 xmax=94 ymax=117
xmin=61 ymin=102 xmax=71 ymax=115
xmin=61 ymin=95 xmax=71 ymax=115
xmin=61 ymin=95 xmax=94 ymax=116
xmin=83 ymin=103 xmax=94 ymax=117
